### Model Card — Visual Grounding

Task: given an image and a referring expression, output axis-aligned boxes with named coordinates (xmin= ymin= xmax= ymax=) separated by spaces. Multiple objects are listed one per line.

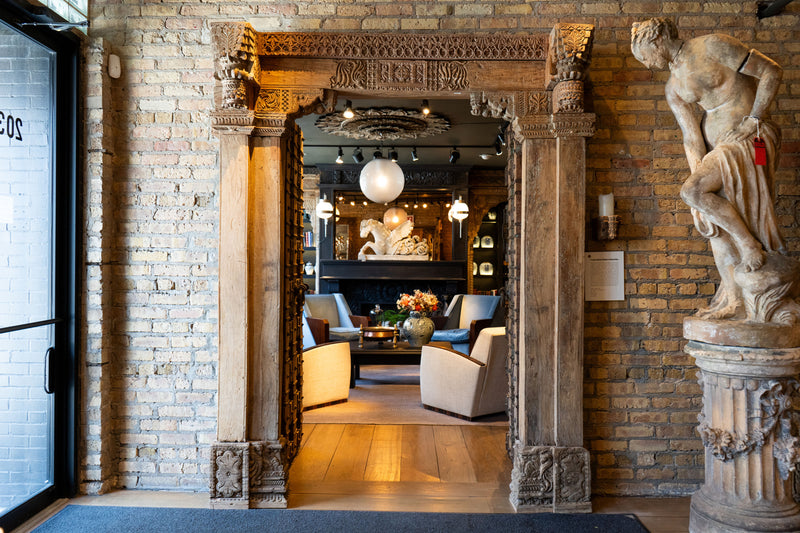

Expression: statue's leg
xmin=680 ymin=164 xmax=765 ymax=272
xmin=697 ymin=235 xmax=743 ymax=319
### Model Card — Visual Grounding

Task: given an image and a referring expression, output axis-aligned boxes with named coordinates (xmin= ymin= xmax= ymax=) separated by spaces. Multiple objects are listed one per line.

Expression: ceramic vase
xmin=402 ymin=311 xmax=434 ymax=347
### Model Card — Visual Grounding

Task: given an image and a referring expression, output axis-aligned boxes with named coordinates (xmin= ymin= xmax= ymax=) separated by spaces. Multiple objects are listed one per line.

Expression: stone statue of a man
xmin=631 ymin=18 xmax=799 ymax=326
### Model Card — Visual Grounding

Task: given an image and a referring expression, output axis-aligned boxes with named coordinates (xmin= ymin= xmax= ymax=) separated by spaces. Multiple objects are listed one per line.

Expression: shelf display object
xmin=472 ymin=204 xmax=507 ymax=295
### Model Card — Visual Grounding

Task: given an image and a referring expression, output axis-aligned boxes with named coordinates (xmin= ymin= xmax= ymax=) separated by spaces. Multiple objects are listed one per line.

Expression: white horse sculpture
xmin=358 ymin=218 xmax=429 ymax=260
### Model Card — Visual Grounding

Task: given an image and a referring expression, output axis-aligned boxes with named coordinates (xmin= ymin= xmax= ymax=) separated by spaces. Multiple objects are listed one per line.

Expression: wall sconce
xmin=448 ymin=195 xmax=469 ymax=238
xmin=596 ymin=193 xmax=620 ymax=240
xmin=316 ymin=195 xmax=334 ymax=237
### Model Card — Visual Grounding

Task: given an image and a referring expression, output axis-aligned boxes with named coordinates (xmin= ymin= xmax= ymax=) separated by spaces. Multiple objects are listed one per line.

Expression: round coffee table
xmin=358 ymin=325 xmax=399 ymax=348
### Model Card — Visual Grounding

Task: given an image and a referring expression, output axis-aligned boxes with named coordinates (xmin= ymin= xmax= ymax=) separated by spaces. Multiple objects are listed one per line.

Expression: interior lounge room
xmin=1 ymin=1 xmax=799 ymax=532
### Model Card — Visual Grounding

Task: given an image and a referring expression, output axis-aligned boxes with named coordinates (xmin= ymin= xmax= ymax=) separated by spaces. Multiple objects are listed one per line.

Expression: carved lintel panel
xmin=513 ymin=113 xmax=596 ymax=140
xmin=212 ymin=22 xmax=260 ymax=110
xmin=211 ymin=109 xmax=256 ymax=134
xmin=470 ymin=91 xmax=516 ymax=122
xmin=259 ymin=32 xmax=547 ymax=61
xmin=330 ymin=59 xmax=468 ymax=92
xmin=255 ymin=87 xmax=333 ymax=118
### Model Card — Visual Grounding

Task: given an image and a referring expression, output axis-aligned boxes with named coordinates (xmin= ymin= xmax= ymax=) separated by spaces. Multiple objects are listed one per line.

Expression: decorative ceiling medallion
xmin=314 ymin=107 xmax=450 ymax=141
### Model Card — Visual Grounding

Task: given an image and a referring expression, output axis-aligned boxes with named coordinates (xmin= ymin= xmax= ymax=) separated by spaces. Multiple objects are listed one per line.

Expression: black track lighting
xmin=336 ymin=146 xmax=344 ymax=164
xmin=497 ymin=131 xmax=506 ymax=147
xmin=343 ymin=100 xmax=355 ymax=119
xmin=372 ymin=147 xmax=383 ymax=159
xmin=411 ymin=147 xmax=419 ymax=162
xmin=389 ymin=147 xmax=399 ymax=162
xmin=421 ymin=99 xmax=430 ymax=115
xmin=494 ymin=139 xmax=503 ymax=156
xmin=449 ymin=147 xmax=460 ymax=164
xmin=352 ymin=147 xmax=364 ymax=163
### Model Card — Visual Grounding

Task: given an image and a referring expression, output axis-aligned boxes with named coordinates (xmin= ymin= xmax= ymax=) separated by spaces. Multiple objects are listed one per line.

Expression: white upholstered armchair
xmin=301 ymin=315 xmax=351 ymax=410
xmin=303 ymin=293 xmax=367 ymax=342
xmin=420 ymin=326 xmax=508 ymax=420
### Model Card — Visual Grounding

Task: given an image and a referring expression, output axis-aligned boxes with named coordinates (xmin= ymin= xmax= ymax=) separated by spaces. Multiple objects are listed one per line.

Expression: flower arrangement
xmin=396 ymin=290 xmax=439 ymax=315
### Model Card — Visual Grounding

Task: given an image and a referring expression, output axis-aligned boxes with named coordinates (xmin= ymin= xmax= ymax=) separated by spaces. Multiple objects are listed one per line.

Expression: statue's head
xmin=631 ymin=18 xmax=679 ymax=70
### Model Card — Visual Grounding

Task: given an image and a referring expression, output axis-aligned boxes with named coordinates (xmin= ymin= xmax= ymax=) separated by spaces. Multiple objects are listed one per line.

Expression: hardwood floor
xmin=15 ymin=423 xmax=691 ymax=532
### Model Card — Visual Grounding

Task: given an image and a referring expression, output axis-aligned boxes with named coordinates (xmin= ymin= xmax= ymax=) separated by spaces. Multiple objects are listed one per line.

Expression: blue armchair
xmin=430 ymin=294 xmax=503 ymax=354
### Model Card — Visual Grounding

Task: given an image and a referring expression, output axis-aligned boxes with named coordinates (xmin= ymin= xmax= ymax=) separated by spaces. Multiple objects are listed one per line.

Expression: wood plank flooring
xmin=293 ymin=423 xmax=510 ymax=484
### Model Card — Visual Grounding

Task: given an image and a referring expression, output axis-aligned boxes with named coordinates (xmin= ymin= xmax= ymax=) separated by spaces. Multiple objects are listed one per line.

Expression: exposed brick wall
xmin=81 ymin=0 xmax=800 ymax=496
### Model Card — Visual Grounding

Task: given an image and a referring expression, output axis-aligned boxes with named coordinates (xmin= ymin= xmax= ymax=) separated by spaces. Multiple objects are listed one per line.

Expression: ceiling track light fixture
xmin=343 ymin=100 xmax=355 ymax=119
xmin=497 ymin=130 xmax=506 ymax=147
xmin=494 ymin=139 xmax=503 ymax=156
xmin=421 ymin=99 xmax=430 ymax=115
xmin=335 ymin=146 xmax=344 ymax=164
xmin=449 ymin=147 xmax=460 ymax=164
xmin=411 ymin=147 xmax=419 ymax=162
xmin=389 ymin=147 xmax=399 ymax=162
xmin=352 ymin=147 xmax=364 ymax=163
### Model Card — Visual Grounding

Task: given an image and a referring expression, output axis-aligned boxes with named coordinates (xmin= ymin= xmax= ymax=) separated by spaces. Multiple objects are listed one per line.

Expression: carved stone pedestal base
xmin=685 ymin=341 xmax=800 ymax=533
xmin=509 ymin=442 xmax=591 ymax=513
xmin=209 ymin=441 xmax=288 ymax=509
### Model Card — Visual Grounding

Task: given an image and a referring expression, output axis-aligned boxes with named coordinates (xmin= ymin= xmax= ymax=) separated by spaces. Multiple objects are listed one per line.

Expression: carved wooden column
xmin=503 ymin=23 xmax=596 ymax=513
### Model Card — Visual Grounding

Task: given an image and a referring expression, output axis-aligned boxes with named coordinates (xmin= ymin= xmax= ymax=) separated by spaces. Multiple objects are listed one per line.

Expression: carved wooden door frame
xmin=210 ymin=24 xmax=596 ymax=512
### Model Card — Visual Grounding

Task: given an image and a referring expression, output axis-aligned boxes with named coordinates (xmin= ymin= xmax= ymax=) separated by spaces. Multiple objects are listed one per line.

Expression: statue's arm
xmin=666 ymin=84 xmax=705 ymax=173
xmin=711 ymin=37 xmax=783 ymax=143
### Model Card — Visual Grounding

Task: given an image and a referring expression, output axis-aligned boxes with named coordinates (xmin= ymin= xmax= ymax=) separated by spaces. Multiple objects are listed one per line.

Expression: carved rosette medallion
xmin=210 ymin=441 xmax=288 ymax=508
xmin=510 ymin=443 xmax=591 ymax=512
xmin=314 ymin=107 xmax=450 ymax=141
xmin=212 ymin=22 xmax=260 ymax=110
xmin=687 ymin=342 xmax=800 ymax=532
xmin=330 ymin=59 xmax=468 ymax=92
xmin=210 ymin=443 xmax=249 ymax=504
xmin=547 ymin=24 xmax=594 ymax=113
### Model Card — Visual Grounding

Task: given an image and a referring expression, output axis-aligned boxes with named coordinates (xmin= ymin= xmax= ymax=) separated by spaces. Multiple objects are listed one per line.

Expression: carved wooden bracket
xmin=547 ymin=23 xmax=594 ymax=113
xmin=212 ymin=22 xmax=260 ymax=110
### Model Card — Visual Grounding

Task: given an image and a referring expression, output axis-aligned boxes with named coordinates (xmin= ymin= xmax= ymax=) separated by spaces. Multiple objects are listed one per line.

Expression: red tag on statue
xmin=753 ymin=137 xmax=767 ymax=166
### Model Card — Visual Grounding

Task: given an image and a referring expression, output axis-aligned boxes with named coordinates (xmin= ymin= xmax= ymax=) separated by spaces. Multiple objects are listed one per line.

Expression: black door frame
xmin=0 ymin=2 xmax=80 ymax=530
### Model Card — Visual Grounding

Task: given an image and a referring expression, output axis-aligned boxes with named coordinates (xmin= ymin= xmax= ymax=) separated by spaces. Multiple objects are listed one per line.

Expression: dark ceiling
xmin=295 ymin=97 xmax=508 ymax=169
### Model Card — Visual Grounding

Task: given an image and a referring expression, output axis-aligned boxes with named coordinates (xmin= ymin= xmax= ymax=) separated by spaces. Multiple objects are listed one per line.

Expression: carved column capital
xmin=212 ymin=22 xmax=260 ymax=110
xmin=509 ymin=443 xmax=591 ymax=513
xmin=547 ymin=23 xmax=594 ymax=113
xmin=210 ymin=440 xmax=288 ymax=509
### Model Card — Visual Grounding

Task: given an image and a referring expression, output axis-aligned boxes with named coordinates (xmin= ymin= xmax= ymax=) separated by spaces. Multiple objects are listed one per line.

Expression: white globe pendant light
xmin=359 ymin=158 xmax=404 ymax=204
xmin=383 ymin=206 xmax=408 ymax=231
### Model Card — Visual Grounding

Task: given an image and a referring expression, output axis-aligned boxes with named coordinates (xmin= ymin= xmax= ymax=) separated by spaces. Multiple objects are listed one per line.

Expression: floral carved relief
xmin=212 ymin=22 xmax=259 ymax=109
xmin=330 ymin=59 xmax=468 ymax=92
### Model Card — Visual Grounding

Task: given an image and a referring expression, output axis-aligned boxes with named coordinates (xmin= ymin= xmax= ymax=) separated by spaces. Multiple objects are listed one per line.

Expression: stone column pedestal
xmin=686 ymin=340 xmax=800 ymax=532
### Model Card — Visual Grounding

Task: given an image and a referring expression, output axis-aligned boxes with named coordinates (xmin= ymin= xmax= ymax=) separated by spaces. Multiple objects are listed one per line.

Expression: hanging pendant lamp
xmin=359 ymin=154 xmax=404 ymax=204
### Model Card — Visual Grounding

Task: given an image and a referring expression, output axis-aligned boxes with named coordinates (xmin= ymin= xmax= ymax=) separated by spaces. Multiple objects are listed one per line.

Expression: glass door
xmin=0 ymin=14 xmax=77 ymax=530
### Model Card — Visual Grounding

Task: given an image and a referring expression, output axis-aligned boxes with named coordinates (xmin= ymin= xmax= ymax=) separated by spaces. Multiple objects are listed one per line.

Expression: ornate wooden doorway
xmin=210 ymin=25 xmax=596 ymax=512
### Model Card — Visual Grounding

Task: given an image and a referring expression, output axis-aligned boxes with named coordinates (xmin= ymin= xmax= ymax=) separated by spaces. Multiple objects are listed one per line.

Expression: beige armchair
xmin=430 ymin=294 xmax=504 ymax=354
xmin=302 ymin=315 xmax=351 ymax=410
xmin=420 ymin=326 xmax=508 ymax=420
xmin=304 ymin=293 xmax=368 ymax=342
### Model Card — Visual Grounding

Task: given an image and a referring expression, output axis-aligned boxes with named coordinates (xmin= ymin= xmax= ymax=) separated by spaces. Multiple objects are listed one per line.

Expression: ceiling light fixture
xmin=343 ymin=100 xmax=355 ymax=119
xmin=494 ymin=139 xmax=503 ymax=156
xmin=449 ymin=147 xmax=460 ymax=164
xmin=411 ymin=147 xmax=419 ymax=162
xmin=359 ymin=153 xmax=405 ymax=204
xmin=421 ymin=99 xmax=430 ymax=115
xmin=335 ymin=146 xmax=344 ymax=164
xmin=352 ymin=147 xmax=364 ymax=163
xmin=383 ymin=206 xmax=408 ymax=231
xmin=497 ymin=131 xmax=506 ymax=147
xmin=389 ymin=147 xmax=399 ymax=162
